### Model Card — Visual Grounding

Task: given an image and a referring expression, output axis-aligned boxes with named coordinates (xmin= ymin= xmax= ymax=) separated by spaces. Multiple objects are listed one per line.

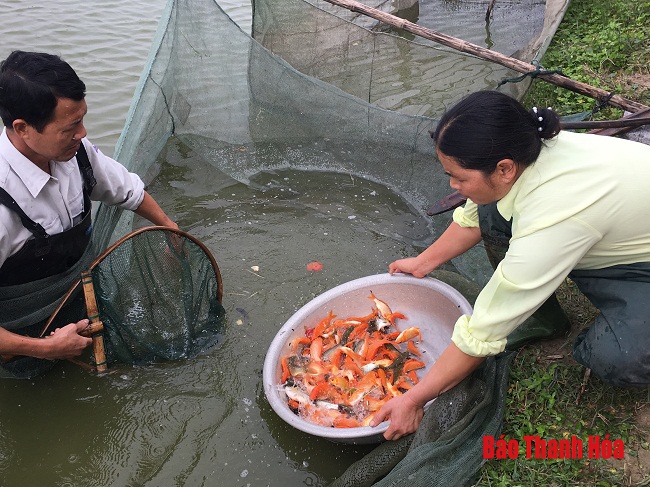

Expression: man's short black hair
xmin=0 ymin=51 xmax=86 ymax=132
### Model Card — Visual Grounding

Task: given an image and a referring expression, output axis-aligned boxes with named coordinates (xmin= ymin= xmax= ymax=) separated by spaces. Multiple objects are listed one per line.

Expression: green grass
xmin=475 ymin=279 xmax=650 ymax=486
xmin=523 ymin=0 xmax=650 ymax=119
xmin=475 ymin=344 xmax=650 ymax=486
xmin=477 ymin=2 xmax=650 ymax=482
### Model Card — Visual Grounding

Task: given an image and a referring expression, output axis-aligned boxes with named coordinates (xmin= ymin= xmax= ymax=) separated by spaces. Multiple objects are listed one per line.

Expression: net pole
xmin=81 ymin=270 xmax=108 ymax=372
xmin=321 ymin=0 xmax=648 ymax=113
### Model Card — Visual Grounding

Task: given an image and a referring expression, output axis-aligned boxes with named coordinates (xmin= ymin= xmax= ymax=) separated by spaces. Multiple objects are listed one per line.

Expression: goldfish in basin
xmin=280 ymin=293 xmax=425 ymax=428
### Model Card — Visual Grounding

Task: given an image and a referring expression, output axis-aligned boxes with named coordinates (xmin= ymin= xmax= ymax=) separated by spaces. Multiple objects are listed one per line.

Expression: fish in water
xmin=279 ymin=293 xmax=425 ymax=428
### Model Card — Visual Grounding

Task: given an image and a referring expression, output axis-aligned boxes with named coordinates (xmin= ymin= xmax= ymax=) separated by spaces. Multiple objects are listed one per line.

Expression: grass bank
xmin=477 ymin=0 xmax=650 ymax=485
xmin=523 ymin=0 xmax=649 ymax=118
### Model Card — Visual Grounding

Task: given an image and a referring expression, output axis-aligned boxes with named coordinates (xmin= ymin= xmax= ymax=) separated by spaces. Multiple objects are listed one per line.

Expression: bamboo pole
xmin=81 ymin=270 xmax=108 ymax=372
xmin=321 ymin=0 xmax=648 ymax=113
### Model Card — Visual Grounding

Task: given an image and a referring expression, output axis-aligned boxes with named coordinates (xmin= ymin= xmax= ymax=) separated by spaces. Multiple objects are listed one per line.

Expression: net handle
xmin=40 ymin=226 xmax=223 ymax=337
xmin=81 ymin=270 xmax=108 ymax=372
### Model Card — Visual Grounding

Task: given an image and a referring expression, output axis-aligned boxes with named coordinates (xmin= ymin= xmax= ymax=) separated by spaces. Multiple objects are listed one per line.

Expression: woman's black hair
xmin=432 ymin=90 xmax=561 ymax=174
xmin=0 ymin=50 xmax=86 ymax=132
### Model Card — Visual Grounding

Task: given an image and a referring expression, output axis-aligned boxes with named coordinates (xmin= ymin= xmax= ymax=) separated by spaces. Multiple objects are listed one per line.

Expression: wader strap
xmin=0 ymin=187 xmax=49 ymax=239
xmin=0 ymin=143 xmax=96 ymax=238
xmin=75 ymin=143 xmax=96 ymax=194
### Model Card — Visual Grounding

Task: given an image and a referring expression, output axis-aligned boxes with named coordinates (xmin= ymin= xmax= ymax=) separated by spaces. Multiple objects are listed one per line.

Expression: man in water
xmin=0 ymin=50 xmax=177 ymax=371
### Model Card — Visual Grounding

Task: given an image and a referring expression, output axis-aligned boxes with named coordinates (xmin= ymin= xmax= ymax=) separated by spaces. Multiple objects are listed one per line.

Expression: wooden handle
xmin=81 ymin=270 xmax=108 ymax=372
xmin=79 ymin=321 xmax=104 ymax=337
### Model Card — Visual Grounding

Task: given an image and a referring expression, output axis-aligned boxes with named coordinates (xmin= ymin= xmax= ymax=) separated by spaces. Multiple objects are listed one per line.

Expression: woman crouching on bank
xmin=371 ymin=90 xmax=650 ymax=440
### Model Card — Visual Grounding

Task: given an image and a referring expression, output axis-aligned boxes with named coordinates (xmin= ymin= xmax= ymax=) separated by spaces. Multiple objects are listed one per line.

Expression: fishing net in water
xmin=0 ymin=226 xmax=224 ymax=377
xmin=329 ymin=353 xmax=513 ymax=487
xmin=252 ymin=0 xmax=569 ymax=118
xmin=80 ymin=227 xmax=224 ymax=366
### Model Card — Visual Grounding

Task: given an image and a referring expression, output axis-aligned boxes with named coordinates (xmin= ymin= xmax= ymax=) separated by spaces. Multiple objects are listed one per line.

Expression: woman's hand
xmin=370 ymin=392 xmax=424 ymax=440
xmin=388 ymin=222 xmax=482 ymax=278
xmin=389 ymin=257 xmax=430 ymax=278
xmin=370 ymin=342 xmax=487 ymax=441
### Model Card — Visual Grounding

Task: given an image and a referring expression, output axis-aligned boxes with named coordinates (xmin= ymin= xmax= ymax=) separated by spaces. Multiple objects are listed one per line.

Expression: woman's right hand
xmin=388 ymin=257 xmax=430 ymax=278
xmin=389 ymin=222 xmax=482 ymax=278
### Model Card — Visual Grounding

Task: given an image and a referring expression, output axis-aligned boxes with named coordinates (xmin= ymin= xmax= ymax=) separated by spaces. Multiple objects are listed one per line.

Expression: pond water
xmin=0 ymin=135 xmax=436 ymax=486
xmin=0 ymin=0 xmax=251 ymax=156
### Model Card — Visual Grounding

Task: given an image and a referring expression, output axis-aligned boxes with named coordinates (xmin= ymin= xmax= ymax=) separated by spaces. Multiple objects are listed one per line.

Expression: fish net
xmin=329 ymin=353 xmax=514 ymax=487
xmin=0 ymin=227 xmax=224 ymax=377
xmin=103 ymin=0 xmax=562 ymax=483
xmin=80 ymin=227 xmax=224 ymax=366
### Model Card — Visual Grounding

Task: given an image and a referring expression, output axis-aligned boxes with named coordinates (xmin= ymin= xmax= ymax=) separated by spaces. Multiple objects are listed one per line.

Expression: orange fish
xmin=280 ymin=294 xmax=424 ymax=428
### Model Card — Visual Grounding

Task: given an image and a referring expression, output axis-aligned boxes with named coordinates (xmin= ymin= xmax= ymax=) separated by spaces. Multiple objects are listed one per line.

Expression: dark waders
xmin=570 ymin=264 xmax=650 ymax=387
xmin=0 ymin=145 xmax=96 ymax=378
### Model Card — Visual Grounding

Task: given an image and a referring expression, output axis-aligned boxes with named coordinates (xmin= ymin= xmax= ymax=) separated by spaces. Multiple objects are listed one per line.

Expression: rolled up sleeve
xmin=452 ymin=217 xmax=602 ymax=356
xmin=452 ymin=199 xmax=479 ymax=228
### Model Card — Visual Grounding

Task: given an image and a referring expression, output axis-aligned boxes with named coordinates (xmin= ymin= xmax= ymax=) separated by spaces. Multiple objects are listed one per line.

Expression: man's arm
xmin=0 ymin=320 xmax=92 ymax=361
xmin=134 ymin=191 xmax=178 ymax=229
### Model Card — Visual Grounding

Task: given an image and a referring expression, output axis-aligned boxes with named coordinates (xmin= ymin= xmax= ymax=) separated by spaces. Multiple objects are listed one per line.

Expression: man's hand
xmin=45 ymin=319 xmax=93 ymax=359
xmin=370 ymin=393 xmax=424 ymax=440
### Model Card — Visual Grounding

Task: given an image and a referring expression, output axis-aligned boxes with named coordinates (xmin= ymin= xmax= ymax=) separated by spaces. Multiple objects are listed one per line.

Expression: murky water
xmin=0 ymin=133 xmax=435 ymax=486
xmin=0 ymin=0 xmax=251 ymax=156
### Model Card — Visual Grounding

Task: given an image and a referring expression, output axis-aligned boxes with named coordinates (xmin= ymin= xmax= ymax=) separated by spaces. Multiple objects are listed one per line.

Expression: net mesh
xmin=105 ymin=0 xmax=558 ymax=483
xmin=330 ymin=353 xmax=513 ymax=487
xmin=91 ymin=227 xmax=224 ymax=365
xmin=0 ymin=228 xmax=224 ymax=377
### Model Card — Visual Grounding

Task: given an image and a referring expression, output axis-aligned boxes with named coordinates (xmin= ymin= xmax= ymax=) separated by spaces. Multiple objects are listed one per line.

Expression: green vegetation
xmin=476 ymin=282 xmax=650 ymax=486
xmin=523 ymin=0 xmax=650 ymax=119
xmin=477 ymin=1 xmax=650 ymax=484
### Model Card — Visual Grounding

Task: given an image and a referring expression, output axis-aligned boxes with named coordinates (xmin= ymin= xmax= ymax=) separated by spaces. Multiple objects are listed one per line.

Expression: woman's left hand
xmin=370 ymin=392 xmax=424 ymax=440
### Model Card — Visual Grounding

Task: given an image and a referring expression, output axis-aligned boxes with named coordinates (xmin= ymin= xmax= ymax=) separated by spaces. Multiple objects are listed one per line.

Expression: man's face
xmin=19 ymin=97 xmax=88 ymax=165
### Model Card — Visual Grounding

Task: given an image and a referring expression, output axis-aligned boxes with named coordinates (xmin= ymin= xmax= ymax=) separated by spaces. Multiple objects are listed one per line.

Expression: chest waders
xmin=478 ymin=202 xmax=650 ymax=386
xmin=0 ymin=144 xmax=96 ymax=378
xmin=570 ymin=264 xmax=650 ymax=386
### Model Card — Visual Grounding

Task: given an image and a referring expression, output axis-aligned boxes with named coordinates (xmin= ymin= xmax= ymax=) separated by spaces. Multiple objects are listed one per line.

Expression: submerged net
xmin=330 ymin=353 xmax=513 ymax=487
xmin=0 ymin=227 xmax=224 ymax=377
xmin=252 ymin=0 xmax=569 ymax=118
xmin=90 ymin=227 xmax=224 ymax=365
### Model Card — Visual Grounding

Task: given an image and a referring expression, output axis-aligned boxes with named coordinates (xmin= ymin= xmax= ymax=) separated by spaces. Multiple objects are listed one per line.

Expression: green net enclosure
xmin=113 ymin=0 xmax=525 ymax=286
xmin=252 ymin=0 xmax=569 ymax=118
